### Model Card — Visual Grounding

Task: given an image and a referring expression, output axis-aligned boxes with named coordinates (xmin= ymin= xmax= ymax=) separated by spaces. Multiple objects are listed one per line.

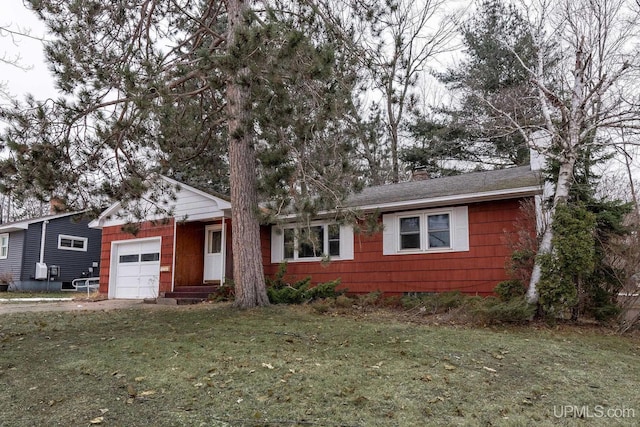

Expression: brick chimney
xmin=49 ymin=197 xmax=67 ymax=214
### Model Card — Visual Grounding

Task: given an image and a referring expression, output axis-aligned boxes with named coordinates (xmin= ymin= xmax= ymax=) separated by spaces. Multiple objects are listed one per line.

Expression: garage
xmin=112 ymin=238 xmax=161 ymax=299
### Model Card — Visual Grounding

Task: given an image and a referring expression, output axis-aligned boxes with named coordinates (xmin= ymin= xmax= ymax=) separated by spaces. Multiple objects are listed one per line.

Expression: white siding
xmin=172 ymin=188 xmax=227 ymax=221
xmin=95 ymin=181 xmax=230 ymax=228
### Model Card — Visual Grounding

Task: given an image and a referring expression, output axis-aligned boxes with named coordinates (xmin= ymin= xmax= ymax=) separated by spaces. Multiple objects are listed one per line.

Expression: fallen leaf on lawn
xmin=493 ymin=354 xmax=504 ymax=360
xmin=483 ymin=366 xmax=497 ymax=373
xmin=89 ymin=417 xmax=104 ymax=424
xmin=262 ymin=363 xmax=274 ymax=370
xmin=99 ymin=409 xmax=109 ymax=414
xmin=127 ymin=384 xmax=136 ymax=398
xmin=139 ymin=390 xmax=156 ymax=396
xmin=443 ymin=364 xmax=456 ymax=371
xmin=421 ymin=375 xmax=433 ymax=382
xmin=428 ymin=396 xmax=445 ymax=404
xmin=134 ymin=376 xmax=145 ymax=382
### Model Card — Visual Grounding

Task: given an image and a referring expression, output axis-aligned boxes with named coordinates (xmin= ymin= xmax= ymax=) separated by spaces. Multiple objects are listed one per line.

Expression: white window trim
xmin=271 ymin=222 xmax=354 ymax=263
xmin=397 ymin=209 xmax=453 ymax=253
xmin=0 ymin=233 xmax=8 ymax=259
xmin=58 ymin=234 xmax=88 ymax=252
xmin=383 ymin=206 xmax=469 ymax=255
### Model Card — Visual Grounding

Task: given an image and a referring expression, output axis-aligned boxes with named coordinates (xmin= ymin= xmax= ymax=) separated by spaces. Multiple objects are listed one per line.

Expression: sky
xmin=1 ymin=0 xmax=58 ymax=104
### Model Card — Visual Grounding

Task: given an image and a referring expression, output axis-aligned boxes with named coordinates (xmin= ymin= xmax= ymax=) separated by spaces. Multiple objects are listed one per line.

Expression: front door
xmin=204 ymin=224 xmax=224 ymax=283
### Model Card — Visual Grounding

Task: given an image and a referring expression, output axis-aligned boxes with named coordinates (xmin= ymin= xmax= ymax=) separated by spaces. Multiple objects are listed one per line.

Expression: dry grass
xmin=0 ymin=303 xmax=638 ymax=426
xmin=0 ymin=291 xmax=78 ymax=299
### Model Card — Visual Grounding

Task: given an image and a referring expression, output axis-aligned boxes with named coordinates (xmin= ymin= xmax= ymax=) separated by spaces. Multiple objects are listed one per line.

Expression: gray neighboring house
xmin=0 ymin=212 xmax=102 ymax=291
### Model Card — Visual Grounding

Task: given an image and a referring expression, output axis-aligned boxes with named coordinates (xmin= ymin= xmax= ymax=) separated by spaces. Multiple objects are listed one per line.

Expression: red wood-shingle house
xmin=90 ymin=166 xmax=542 ymax=299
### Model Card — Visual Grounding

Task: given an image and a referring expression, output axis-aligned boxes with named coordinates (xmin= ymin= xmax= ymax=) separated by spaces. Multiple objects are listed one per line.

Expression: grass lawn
xmin=0 ymin=303 xmax=638 ymax=426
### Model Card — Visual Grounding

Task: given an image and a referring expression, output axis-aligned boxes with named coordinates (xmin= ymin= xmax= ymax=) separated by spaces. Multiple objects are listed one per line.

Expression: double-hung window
xmin=383 ymin=206 xmax=468 ymax=255
xmin=58 ymin=234 xmax=88 ymax=252
xmin=0 ymin=234 xmax=8 ymax=259
xmin=272 ymin=223 xmax=353 ymax=263
xmin=399 ymin=217 xmax=421 ymax=250
xmin=427 ymin=214 xmax=451 ymax=249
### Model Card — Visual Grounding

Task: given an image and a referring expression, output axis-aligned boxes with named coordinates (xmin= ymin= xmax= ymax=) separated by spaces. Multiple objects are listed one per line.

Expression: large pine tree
xmin=0 ymin=0 xmax=361 ymax=308
xmin=403 ymin=0 xmax=541 ymax=176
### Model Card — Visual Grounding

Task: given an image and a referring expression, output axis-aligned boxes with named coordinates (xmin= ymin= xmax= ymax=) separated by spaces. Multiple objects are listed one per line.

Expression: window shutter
xmin=340 ymin=225 xmax=354 ymax=260
xmin=382 ymin=214 xmax=396 ymax=255
xmin=452 ymin=206 xmax=469 ymax=252
xmin=270 ymin=226 xmax=284 ymax=263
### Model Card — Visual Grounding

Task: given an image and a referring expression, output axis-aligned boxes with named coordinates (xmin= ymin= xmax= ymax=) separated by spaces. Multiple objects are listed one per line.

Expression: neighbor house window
xmin=58 ymin=234 xmax=88 ymax=252
xmin=0 ymin=234 xmax=8 ymax=259
xmin=382 ymin=206 xmax=469 ymax=255
xmin=271 ymin=222 xmax=354 ymax=263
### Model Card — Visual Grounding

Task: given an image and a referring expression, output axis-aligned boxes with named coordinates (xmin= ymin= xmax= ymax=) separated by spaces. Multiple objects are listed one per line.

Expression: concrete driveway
xmin=0 ymin=298 xmax=170 ymax=314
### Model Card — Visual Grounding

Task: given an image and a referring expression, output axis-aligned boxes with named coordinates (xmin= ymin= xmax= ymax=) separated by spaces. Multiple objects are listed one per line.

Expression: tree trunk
xmin=226 ymin=0 xmax=269 ymax=308
xmin=526 ymin=152 xmax=577 ymax=303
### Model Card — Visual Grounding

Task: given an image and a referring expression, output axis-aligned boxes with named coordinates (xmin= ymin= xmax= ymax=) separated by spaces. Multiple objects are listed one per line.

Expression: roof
xmin=0 ymin=211 xmax=87 ymax=233
xmin=344 ymin=166 xmax=542 ymax=212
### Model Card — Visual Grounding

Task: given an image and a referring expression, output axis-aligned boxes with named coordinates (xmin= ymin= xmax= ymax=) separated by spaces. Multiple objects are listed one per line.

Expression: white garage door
xmin=114 ymin=239 xmax=161 ymax=299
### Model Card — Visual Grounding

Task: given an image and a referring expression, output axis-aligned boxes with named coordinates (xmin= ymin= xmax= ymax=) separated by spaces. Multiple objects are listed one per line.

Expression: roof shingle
xmin=345 ymin=166 xmax=542 ymax=209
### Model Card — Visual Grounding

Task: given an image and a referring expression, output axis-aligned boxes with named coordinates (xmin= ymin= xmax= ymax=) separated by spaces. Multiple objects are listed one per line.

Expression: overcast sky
xmin=1 ymin=0 xmax=58 ymax=104
xmin=0 ymin=0 xmax=638 ymax=191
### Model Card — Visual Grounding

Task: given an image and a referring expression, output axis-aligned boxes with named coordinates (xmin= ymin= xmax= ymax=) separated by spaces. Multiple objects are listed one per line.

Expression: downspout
xmin=39 ymin=220 xmax=49 ymax=264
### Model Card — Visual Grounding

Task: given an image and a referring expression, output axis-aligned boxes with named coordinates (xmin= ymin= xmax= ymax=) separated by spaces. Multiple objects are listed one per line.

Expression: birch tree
xmin=514 ymin=0 xmax=640 ymax=302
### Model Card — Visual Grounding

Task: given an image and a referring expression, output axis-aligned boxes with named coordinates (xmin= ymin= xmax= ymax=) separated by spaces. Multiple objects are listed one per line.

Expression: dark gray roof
xmin=0 ymin=211 xmax=87 ymax=232
xmin=345 ymin=166 xmax=542 ymax=209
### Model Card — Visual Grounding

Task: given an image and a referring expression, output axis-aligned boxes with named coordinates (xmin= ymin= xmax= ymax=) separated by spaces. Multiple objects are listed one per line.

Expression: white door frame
xmin=203 ymin=221 xmax=225 ymax=283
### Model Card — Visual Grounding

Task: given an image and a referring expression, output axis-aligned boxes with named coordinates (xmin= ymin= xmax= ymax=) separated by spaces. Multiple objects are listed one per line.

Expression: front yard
xmin=0 ymin=303 xmax=638 ymax=426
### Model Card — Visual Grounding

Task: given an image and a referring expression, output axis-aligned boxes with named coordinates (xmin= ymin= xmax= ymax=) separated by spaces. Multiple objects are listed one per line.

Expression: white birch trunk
xmin=526 ymin=157 xmax=576 ymax=302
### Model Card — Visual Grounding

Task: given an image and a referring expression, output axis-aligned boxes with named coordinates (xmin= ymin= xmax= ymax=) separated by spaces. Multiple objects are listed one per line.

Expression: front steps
xmin=163 ymin=285 xmax=220 ymax=304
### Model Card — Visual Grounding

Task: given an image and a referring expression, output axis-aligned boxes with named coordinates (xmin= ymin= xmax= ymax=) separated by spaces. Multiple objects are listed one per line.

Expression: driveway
xmin=0 ymin=298 xmax=173 ymax=314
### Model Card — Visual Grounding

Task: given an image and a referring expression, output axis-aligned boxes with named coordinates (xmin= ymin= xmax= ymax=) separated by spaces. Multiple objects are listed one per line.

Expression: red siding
xmin=98 ymin=219 xmax=175 ymax=295
xmin=263 ymin=199 xmax=530 ymax=296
